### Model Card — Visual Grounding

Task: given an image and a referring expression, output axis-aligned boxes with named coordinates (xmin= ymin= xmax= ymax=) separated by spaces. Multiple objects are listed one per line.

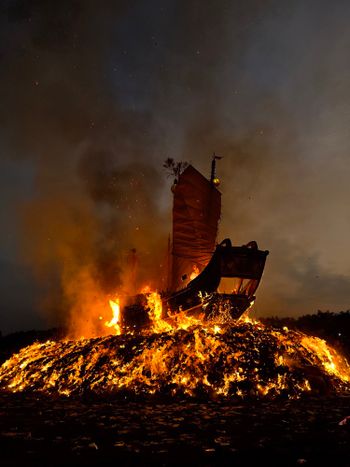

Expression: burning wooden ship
xmin=123 ymin=156 xmax=268 ymax=328
xmin=1 ymin=161 xmax=350 ymax=403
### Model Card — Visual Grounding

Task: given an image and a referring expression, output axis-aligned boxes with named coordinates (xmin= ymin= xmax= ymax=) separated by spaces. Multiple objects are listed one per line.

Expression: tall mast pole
xmin=210 ymin=152 xmax=222 ymax=186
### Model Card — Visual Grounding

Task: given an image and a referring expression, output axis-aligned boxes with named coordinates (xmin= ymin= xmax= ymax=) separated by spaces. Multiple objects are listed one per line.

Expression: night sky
xmin=1 ymin=0 xmax=350 ymax=334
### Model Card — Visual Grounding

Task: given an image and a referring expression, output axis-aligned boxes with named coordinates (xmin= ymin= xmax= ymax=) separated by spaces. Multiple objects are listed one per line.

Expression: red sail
xmin=171 ymin=165 xmax=221 ymax=290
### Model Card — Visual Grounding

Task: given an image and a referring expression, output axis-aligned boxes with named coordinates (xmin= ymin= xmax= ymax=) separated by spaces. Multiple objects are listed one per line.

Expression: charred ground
xmin=1 ymin=392 xmax=350 ymax=467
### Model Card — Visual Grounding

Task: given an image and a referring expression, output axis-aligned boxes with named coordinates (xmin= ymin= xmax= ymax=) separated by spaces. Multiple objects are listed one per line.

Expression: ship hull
xmin=122 ymin=239 xmax=269 ymax=329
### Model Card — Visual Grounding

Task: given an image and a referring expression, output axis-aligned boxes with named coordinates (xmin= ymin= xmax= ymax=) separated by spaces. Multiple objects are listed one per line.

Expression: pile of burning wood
xmin=0 ymin=299 xmax=349 ymax=399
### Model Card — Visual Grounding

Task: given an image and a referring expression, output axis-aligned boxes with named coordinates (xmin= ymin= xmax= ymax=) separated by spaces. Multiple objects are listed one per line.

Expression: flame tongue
xmin=0 ymin=320 xmax=349 ymax=399
xmin=104 ymin=298 xmax=121 ymax=335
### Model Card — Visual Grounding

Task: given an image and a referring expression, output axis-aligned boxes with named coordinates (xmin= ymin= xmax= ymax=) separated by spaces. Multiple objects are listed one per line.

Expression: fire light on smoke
xmin=0 ymin=292 xmax=349 ymax=399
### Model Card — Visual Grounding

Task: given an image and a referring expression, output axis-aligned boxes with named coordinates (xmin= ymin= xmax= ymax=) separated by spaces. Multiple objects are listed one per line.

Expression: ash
xmin=1 ymin=393 xmax=350 ymax=466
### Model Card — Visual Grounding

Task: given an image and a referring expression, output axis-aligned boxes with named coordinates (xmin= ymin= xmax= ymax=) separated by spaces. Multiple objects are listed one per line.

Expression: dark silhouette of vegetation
xmin=163 ymin=158 xmax=189 ymax=181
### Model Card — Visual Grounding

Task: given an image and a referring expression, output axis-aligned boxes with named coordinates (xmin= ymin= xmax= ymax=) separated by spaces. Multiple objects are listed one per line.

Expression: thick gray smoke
xmin=1 ymin=0 xmax=350 ymax=333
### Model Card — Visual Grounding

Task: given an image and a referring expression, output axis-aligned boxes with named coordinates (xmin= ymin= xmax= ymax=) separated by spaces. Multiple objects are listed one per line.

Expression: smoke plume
xmin=1 ymin=1 xmax=350 ymax=333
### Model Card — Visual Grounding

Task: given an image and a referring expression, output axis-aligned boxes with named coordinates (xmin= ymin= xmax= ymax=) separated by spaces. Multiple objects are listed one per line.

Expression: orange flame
xmin=2 ymin=282 xmax=349 ymax=399
xmin=104 ymin=298 xmax=121 ymax=335
xmin=1 ymin=319 xmax=349 ymax=398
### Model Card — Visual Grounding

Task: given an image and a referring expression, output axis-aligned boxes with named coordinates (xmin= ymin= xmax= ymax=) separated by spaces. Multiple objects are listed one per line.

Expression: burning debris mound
xmin=0 ymin=297 xmax=349 ymax=399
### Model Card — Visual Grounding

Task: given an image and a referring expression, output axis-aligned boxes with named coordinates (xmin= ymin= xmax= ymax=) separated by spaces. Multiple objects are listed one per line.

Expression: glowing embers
xmin=300 ymin=335 xmax=350 ymax=382
xmin=0 ymin=321 xmax=349 ymax=399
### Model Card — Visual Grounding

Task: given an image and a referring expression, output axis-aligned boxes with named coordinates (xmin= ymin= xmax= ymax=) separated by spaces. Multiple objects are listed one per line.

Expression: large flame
xmin=0 ymin=293 xmax=349 ymax=399
xmin=104 ymin=298 xmax=121 ymax=335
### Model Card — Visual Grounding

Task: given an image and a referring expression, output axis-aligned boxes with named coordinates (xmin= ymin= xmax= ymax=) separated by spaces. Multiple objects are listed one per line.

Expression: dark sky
xmin=1 ymin=0 xmax=350 ymax=334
